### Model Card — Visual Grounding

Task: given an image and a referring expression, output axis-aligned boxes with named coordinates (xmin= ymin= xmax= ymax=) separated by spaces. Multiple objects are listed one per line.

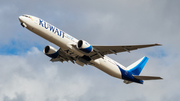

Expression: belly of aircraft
xmin=91 ymin=58 xmax=122 ymax=79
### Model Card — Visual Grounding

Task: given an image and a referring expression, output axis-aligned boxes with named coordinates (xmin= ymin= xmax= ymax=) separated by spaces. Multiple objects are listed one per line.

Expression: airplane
xmin=18 ymin=14 xmax=162 ymax=84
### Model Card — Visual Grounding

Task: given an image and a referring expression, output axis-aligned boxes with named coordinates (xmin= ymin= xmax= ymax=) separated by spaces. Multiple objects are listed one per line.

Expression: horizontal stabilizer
xmin=133 ymin=75 xmax=163 ymax=80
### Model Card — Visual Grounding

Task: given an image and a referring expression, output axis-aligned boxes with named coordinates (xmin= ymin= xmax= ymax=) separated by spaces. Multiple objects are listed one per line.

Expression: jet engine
xmin=43 ymin=45 xmax=59 ymax=58
xmin=77 ymin=40 xmax=93 ymax=53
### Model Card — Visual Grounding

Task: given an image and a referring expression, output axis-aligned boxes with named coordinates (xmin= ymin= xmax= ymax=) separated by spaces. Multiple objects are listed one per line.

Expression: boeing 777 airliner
xmin=19 ymin=14 xmax=162 ymax=84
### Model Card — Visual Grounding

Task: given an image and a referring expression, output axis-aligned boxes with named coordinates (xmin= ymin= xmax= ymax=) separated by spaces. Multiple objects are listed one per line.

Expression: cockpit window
xmin=22 ymin=15 xmax=29 ymax=17
xmin=22 ymin=15 xmax=33 ymax=21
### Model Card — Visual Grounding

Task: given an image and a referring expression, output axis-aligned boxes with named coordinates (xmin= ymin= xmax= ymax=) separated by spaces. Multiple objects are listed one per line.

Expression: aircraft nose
xmin=19 ymin=16 xmax=27 ymax=27
xmin=18 ymin=16 xmax=24 ymax=22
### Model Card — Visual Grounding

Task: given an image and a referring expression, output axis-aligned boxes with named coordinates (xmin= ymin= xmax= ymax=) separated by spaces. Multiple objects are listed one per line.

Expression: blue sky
xmin=0 ymin=39 xmax=44 ymax=55
xmin=0 ymin=0 xmax=180 ymax=101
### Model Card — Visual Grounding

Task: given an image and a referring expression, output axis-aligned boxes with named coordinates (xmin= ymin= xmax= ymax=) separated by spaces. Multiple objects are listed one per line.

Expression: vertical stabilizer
xmin=126 ymin=56 xmax=149 ymax=75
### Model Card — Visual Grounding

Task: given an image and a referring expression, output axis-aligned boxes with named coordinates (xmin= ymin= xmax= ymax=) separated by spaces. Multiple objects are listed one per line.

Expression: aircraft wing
xmin=51 ymin=43 xmax=161 ymax=63
xmin=88 ymin=44 xmax=161 ymax=59
xmin=93 ymin=43 xmax=161 ymax=55
xmin=50 ymin=48 xmax=75 ymax=64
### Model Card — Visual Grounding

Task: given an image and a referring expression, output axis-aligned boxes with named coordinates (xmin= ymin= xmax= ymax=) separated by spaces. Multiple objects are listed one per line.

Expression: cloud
xmin=0 ymin=47 xmax=92 ymax=101
xmin=0 ymin=47 xmax=178 ymax=101
xmin=3 ymin=93 xmax=25 ymax=101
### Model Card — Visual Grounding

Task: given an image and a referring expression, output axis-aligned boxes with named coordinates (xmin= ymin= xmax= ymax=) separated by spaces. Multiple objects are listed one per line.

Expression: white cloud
xmin=0 ymin=46 xmax=179 ymax=101
xmin=0 ymin=48 xmax=92 ymax=101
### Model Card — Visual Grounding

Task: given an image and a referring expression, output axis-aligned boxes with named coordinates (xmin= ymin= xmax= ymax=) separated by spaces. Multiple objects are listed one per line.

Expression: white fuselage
xmin=19 ymin=15 xmax=125 ymax=79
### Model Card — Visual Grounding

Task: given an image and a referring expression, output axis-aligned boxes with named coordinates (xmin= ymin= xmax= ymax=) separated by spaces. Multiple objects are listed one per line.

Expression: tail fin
xmin=126 ymin=56 xmax=149 ymax=75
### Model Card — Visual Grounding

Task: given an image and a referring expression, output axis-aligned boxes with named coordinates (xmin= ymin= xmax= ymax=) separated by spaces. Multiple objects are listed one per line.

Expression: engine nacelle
xmin=77 ymin=40 xmax=93 ymax=53
xmin=43 ymin=46 xmax=59 ymax=58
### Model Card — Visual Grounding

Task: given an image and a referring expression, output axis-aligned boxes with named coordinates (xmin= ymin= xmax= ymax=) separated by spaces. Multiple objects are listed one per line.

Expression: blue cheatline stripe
xmin=128 ymin=57 xmax=149 ymax=75
xmin=80 ymin=45 xmax=93 ymax=53
xmin=116 ymin=64 xmax=143 ymax=84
